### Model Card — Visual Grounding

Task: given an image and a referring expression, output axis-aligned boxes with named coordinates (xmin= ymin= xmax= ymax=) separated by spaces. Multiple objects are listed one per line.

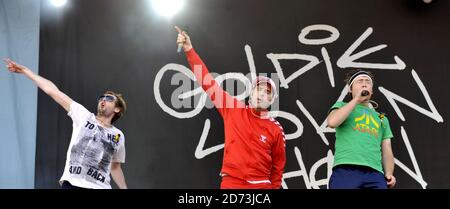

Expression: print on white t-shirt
xmin=59 ymin=102 xmax=125 ymax=189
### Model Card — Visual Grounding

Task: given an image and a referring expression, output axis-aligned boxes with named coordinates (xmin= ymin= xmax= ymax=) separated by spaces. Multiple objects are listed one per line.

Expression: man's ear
xmin=114 ymin=107 xmax=121 ymax=114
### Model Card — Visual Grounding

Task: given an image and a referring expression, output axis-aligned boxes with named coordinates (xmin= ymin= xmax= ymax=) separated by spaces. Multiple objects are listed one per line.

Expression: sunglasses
xmin=97 ymin=95 xmax=116 ymax=102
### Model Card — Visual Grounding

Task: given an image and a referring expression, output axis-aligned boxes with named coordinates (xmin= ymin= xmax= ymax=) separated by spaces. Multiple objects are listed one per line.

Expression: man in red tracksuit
xmin=175 ymin=26 xmax=286 ymax=189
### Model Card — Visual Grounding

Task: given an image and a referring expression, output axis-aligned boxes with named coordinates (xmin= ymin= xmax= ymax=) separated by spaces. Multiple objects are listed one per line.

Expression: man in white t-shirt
xmin=4 ymin=58 xmax=128 ymax=189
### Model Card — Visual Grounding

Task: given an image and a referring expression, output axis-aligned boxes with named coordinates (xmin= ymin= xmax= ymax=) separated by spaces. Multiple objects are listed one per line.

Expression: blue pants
xmin=61 ymin=181 xmax=88 ymax=189
xmin=329 ymin=165 xmax=388 ymax=189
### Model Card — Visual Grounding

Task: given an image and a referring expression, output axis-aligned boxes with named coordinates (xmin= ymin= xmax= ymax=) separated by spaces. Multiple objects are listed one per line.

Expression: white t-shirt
xmin=59 ymin=102 xmax=125 ymax=189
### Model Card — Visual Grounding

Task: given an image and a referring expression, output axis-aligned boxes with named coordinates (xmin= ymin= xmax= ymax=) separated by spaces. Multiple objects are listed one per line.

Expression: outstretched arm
xmin=175 ymin=26 xmax=243 ymax=116
xmin=4 ymin=58 xmax=73 ymax=112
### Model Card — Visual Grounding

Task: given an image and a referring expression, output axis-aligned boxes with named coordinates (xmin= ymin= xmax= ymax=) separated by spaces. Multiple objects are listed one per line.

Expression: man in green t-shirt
xmin=327 ymin=70 xmax=396 ymax=189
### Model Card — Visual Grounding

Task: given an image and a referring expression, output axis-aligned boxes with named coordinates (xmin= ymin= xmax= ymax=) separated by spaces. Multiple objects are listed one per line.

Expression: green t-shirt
xmin=330 ymin=101 xmax=393 ymax=173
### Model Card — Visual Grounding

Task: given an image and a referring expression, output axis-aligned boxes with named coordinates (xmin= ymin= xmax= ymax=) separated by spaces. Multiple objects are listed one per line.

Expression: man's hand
xmin=385 ymin=174 xmax=396 ymax=188
xmin=175 ymin=26 xmax=193 ymax=52
xmin=353 ymin=88 xmax=371 ymax=104
xmin=4 ymin=58 xmax=73 ymax=112
xmin=4 ymin=58 xmax=28 ymax=74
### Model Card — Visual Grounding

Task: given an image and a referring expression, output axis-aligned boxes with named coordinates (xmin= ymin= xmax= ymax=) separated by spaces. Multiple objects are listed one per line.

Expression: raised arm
xmin=327 ymin=89 xmax=369 ymax=128
xmin=4 ymin=58 xmax=73 ymax=112
xmin=175 ymin=26 xmax=243 ymax=116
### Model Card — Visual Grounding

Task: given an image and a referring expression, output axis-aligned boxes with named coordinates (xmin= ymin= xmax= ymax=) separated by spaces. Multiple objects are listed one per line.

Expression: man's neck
xmin=361 ymin=100 xmax=370 ymax=107
xmin=249 ymin=105 xmax=270 ymax=118
xmin=96 ymin=115 xmax=112 ymax=128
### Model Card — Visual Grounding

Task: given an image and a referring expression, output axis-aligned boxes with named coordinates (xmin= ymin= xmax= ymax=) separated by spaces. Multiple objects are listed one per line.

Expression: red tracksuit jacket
xmin=185 ymin=48 xmax=286 ymax=188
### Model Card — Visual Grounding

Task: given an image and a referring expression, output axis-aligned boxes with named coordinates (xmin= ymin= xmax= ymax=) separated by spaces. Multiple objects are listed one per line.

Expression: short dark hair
xmin=104 ymin=91 xmax=126 ymax=124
